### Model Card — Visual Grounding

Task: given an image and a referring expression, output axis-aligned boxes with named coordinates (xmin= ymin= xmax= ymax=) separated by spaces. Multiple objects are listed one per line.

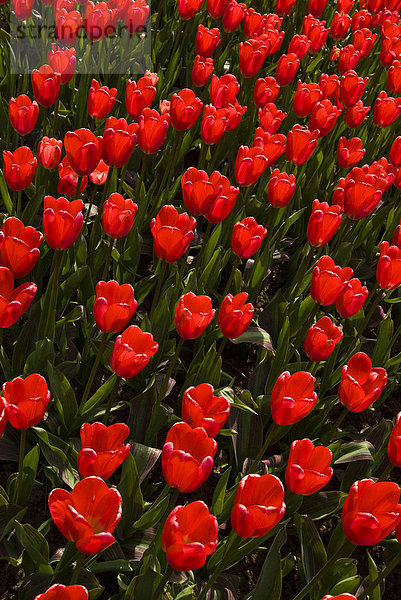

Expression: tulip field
xmin=4 ymin=0 xmax=401 ymax=598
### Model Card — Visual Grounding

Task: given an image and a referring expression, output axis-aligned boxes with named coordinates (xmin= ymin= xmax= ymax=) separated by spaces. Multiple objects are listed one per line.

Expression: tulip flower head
xmin=271 ymin=371 xmax=317 ymax=425
xmin=43 ymin=196 xmax=84 ymax=250
xmin=110 ymin=325 xmax=158 ymax=378
xmin=77 ymin=422 xmax=131 ymax=479
xmin=339 ymin=352 xmax=387 ymax=413
xmin=150 ymin=205 xmax=196 ymax=263
xmin=304 ymin=316 xmax=343 ymax=362
xmin=3 ymin=147 xmax=37 ymax=191
xmin=0 ymin=267 xmax=37 ymax=328
xmin=34 ymin=584 xmax=88 ymax=600
xmin=174 ymin=292 xmax=215 ymax=339
xmin=377 ymin=241 xmax=401 ymax=290
xmin=311 ymin=256 xmax=353 ymax=305
xmin=218 ymin=293 xmax=254 ymax=339
xmin=94 ymin=280 xmax=137 ymax=333
xmin=101 ymin=193 xmax=138 ymax=238
xmin=9 ymin=95 xmax=39 ymax=136
xmin=0 ymin=217 xmax=43 ymax=278
xmin=285 ymin=439 xmax=333 ymax=495
xmin=3 ymin=373 xmax=50 ymax=430
xmin=181 ymin=383 xmax=230 ymax=437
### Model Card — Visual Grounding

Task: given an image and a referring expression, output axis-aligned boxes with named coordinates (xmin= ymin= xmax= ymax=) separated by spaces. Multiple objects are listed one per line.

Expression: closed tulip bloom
xmin=125 ymin=73 xmax=158 ymax=120
xmin=222 ymin=0 xmax=246 ymax=32
xmin=293 ymin=81 xmax=321 ymax=118
xmin=88 ymin=79 xmax=117 ymax=120
xmin=309 ymin=100 xmax=341 ymax=138
xmin=162 ymin=422 xmax=217 ymax=492
xmin=3 ymin=147 xmax=37 ymax=191
xmin=175 ymin=293 xmax=215 ymax=339
xmin=239 ymin=38 xmax=268 ymax=78
xmin=339 ymin=70 xmax=368 ymax=108
xmin=58 ymin=157 xmax=88 ymax=198
xmin=252 ymin=129 xmax=287 ymax=166
xmin=331 ymin=12 xmax=351 ymax=40
xmin=271 ymin=371 xmax=317 ymax=425
xmin=102 ymin=193 xmax=138 ymax=238
xmin=192 ymin=55 xmax=214 ymax=87
xmin=170 ymin=89 xmax=203 ymax=131
xmin=339 ymin=352 xmax=387 ymax=412
xmin=201 ymin=105 xmax=229 ymax=145
xmin=195 ymin=24 xmax=221 ymax=57
xmin=374 ymin=91 xmax=401 ymax=128
xmin=43 ymin=196 xmax=84 ymax=250
xmin=48 ymin=477 xmax=122 ymax=554
xmin=77 ymin=422 xmax=130 ymax=479
xmin=48 ymin=45 xmax=76 ymax=85
xmin=0 ymin=267 xmax=36 ymax=328
xmin=218 ymin=293 xmax=254 ymax=339
xmin=390 ymin=137 xmax=401 ymax=167
xmin=285 ymin=439 xmax=333 ymax=495
xmin=207 ymin=0 xmax=227 ymax=18
xmin=307 ymin=200 xmax=342 ymax=247
xmin=342 ymin=479 xmax=401 ymax=545
xmin=319 ymin=73 xmax=339 ymax=100
xmin=178 ymin=0 xmax=204 ymax=18
xmin=267 ymin=169 xmax=296 ymax=208
xmin=388 ymin=60 xmax=401 ymax=93
xmin=94 ymin=280 xmax=137 ymax=333
xmin=162 ymin=501 xmax=218 ymax=571
xmin=181 ymin=167 xmax=220 ymax=216
xmin=84 ymin=1 xmax=118 ymax=41
xmin=387 ymin=412 xmax=401 ymax=467
xmin=3 ymin=373 xmax=50 ymax=429
xmin=353 ymin=28 xmax=376 ymax=59
xmin=55 ymin=8 xmax=82 ymax=46
xmin=343 ymin=168 xmax=384 ymax=220
xmin=344 ymin=100 xmax=370 ymax=128
xmin=222 ymin=99 xmax=247 ymax=132
xmin=254 ymin=76 xmax=280 ymax=107
xmin=276 ymin=53 xmax=300 ymax=86
xmin=9 ymin=95 xmax=39 ymax=136
xmin=89 ymin=159 xmax=109 ymax=185
xmin=231 ymin=474 xmax=286 ymax=538
xmin=377 ymin=241 xmax=401 ymax=290
xmin=337 ymin=136 xmax=365 ymax=168
xmin=308 ymin=0 xmax=328 ymax=16
xmin=258 ymin=103 xmax=286 ymax=134
xmin=322 ymin=596 xmax=357 ymax=600
xmin=0 ymin=217 xmax=43 ymax=278
xmin=64 ymin=129 xmax=103 ymax=176
xmin=103 ymin=117 xmax=138 ymax=168
xmin=125 ymin=0 xmax=150 ymax=33
xmin=204 ymin=171 xmax=239 ymax=223
xmin=35 ymin=585 xmax=88 ymax=600
xmin=302 ymin=15 xmax=329 ymax=52
xmin=286 ymin=125 xmax=319 ymax=165
xmin=138 ymin=108 xmax=170 ymax=154
xmin=0 ymin=397 xmax=6 ymax=439
xmin=31 ymin=65 xmax=61 ymax=107
xmin=235 ymin=145 xmax=268 ymax=186
xmin=338 ymin=44 xmax=360 ymax=75
xmin=335 ymin=278 xmax=369 ymax=318
xmin=38 ymin=137 xmax=63 ymax=170
xmin=182 ymin=383 xmax=230 ymax=437
xmin=110 ymin=325 xmax=158 ymax=378
xmin=13 ymin=0 xmax=34 ymax=19
xmin=151 ymin=205 xmax=196 ymax=262
xmin=304 ymin=316 xmax=343 ymax=362
xmin=210 ymin=73 xmax=240 ymax=107
xmin=288 ymin=34 xmax=311 ymax=59
xmin=311 ymin=256 xmax=353 ymax=305
xmin=231 ymin=217 xmax=267 ymax=259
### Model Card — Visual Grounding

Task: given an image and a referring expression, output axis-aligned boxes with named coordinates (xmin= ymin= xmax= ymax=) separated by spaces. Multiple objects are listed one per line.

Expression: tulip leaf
xmin=0 ymin=168 xmax=13 ymax=215
xmin=15 ymin=522 xmax=52 ymax=574
xmin=301 ymin=491 xmax=346 ymax=520
xmin=24 ymin=339 xmax=55 ymax=377
xmin=231 ymin=327 xmax=274 ymax=351
xmin=265 ymin=316 xmax=290 ymax=394
xmin=212 ymin=467 xmax=232 ymax=518
xmin=79 ymin=373 xmax=118 ymax=418
xmin=251 ymin=524 xmax=287 ymax=600
xmin=47 ymin=361 xmax=78 ymax=431
xmin=118 ymin=452 xmax=144 ymax=536
xmin=58 ymin=265 xmax=94 ymax=309
xmin=12 ymin=444 xmax=40 ymax=506
xmin=295 ymin=514 xmax=327 ymax=598
xmin=17 ymin=572 xmax=54 ymax=600
xmin=0 ymin=503 xmax=26 ymax=542
xmin=334 ymin=441 xmax=374 ymax=464
xmin=129 ymin=494 xmax=170 ymax=532
xmin=131 ymin=442 xmax=161 ymax=483
xmin=372 ymin=314 xmax=393 ymax=365
xmin=366 ymin=550 xmax=382 ymax=600
xmin=198 ymin=246 xmax=223 ymax=292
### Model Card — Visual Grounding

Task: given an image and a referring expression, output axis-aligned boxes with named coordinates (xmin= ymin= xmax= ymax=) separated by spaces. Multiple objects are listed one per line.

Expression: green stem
xmin=249 ymin=423 xmax=280 ymax=473
xmin=223 ymin=257 xmax=241 ymax=297
xmin=216 ymin=337 xmax=228 ymax=360
xmin=51 ymin=97 xmax=60 ymax=138
xmin=103 ymin=375 xmax=121 ymax=425
xmin=358 ymin=284 xmax=383 ymax=335
xmin=149 ymin=260 xmax=168 ymax=323
xmin=152 ymin=565 xmax=173 ymax=600
xmin=70 ymin=552 xmax=85 ymax=585
xmin=84 ymin=184 xmax=98 ymax=228
xmin=73 ymin=175 xmax=83 ymax=201
xmin=101 ymin=238 xmax=115 ymax=280
xmin=324 ymin=406 xmax=348 ymax=443
xmin=197 ymin=533 xmax=241 ymax=600
xmin=80 ymin=332 xmax=108 ymax=407
xmin=197 ymin=142 xmax=208 ymax=170
xmin=378 ymin=461 xmax=394 ymax=482
xmin=358 ymin=549 xmax=401 ymax=600
xmin=90 ymin=168 xmax=113 ymax=252
xmin=287 ymin=244 xmax=314 ymax=303
xmin=40 ymin=250 xmax=64 ymax=341
xmin=135 ymin=153 xmax=148 ymax=199
xmin=13 ymin=429 xmax=26 ymax=504
xmin=196 ymin=221 xmax=213 ymax=271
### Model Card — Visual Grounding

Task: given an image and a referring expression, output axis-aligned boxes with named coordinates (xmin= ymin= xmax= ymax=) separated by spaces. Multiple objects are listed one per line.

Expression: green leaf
xmin=129 ymin=494 xmax=169 ymax=532
xmin=212 ymin=467 xmax=231 ymax=518
xmin=15 ymin=522 xmax=52 ymax=574
xmin=366 ymin=550 xmax=381 ymax=600
xmin=231 ymin=327 xmax=274 ymax=351
xmin=24 ymin=339 xmax=55 ymax=376
xmin=13 ymin=444 xmax=40 ymax=506
xmin=0 ymin=503 xmax=26 ymax=542
xmin=118 ymin=453 xmax=144 ymax=536
xmin=79 ymin=373 xmax=117 ymax=418
xmin=252 ymin=525 xmax=287 ymax=600
xmin=47 ymin=362 xmax=78 ymax=430
xmin=295 ymin=514 xmax=327 ymax=599
xmin=334 ymin=441 xmax=374 ymax=464
xmin=0 ymin=169 xmax=13 ymax=214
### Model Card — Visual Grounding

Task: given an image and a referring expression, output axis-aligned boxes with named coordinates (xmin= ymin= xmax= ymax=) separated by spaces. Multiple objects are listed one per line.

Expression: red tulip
xmin=13 ymin=0 xmax=34 ymax=19
xmin=77 ymin=422 xmax=130 ymax=479
xmin=308 ymin=0 xmax=328 ymax=16
xmin=344 ymin=100 xmax=370 ymax=128
xmin=162 ymin=501 xmax=218 ymax=570
xmin=162 ymin=422 xmax=217 ymax=492
xmin=89 ymin=159 xmax=109 ymax=185
xmin=258 ymin=103 xmax=286 ymax=134
xmin=38 ymin=137 xmax=63 ymax=170
xmin=181 ymin=383 xmax=230 ymax=437
xmin=374 ymin=91 xmax=401 ymax=128
xmin=335 ymin=278 xmax=369 ymax=318
xmin=311 ymin=256 xmax=353 ymax=305
xmin=48 ymin=476 xmax=122 ymax=554
xmin=201 ymin=105 xmax=229 ymax=145
xmin=331 ymin=12 xmax=351 ymax=40
xmin=103 ymin=117 xmax=138 ymax=168
xmin=234 ymin=145 xmax=268 ymax=186
xmin=195 ymin=24 xmax=221 ymax=58
xmin=319 ymin=73 xmax=339 ymax=100
xmin=338 ymin=44 xmax=360 ymax=75
xmin=387 ymin=412 xmax=401 ymax=467
xmin=210 ymin=73 xmax=240 ymax=107
xmin=276 ymin=0 xmax=297 ymax=16
xmin=125 ymin=0 xmax=150 ymax=33
xmin=218 ymin=293 xmax=254 ymax=339
xmin=125 ymin=72 xmax=158 ymax=120
xmin=110 ymin=325 xmax=158 ymax=378
xmin=34 ymin=584 xmax=88 ymax=600
xmin=286 ymin=125 xmax=319 ymax=165
xmin=390 ymin=136 xmax=401 ymax=168
xmin=304 ymin=316 xmax=343 ymax=361
xmin=43 ymin=196 xmax=84 ymax=250
xmin=178 ymin=0 xmax=204 ymax=19
xmin=276 ymin=53 xmax=300 ymax=86
xmin=151 ymin=205 xmax=196 ymax=263
xmin=137 ymin=108 xmax=170 ymax=154
xmin=244 ymin=7 xmax=267 ymax=36
xmin=353 ymin=27 xmax=376 ymax=59
xmin=303 ymin=14 xmax=329 ymax=52
xmin=204 ymin=171 xmax=239 ymax=223
xmin=55 ymin=8 xmax=82 ymax=46
xmin=231 ymin=217 xmax=267 ymax=259
xmin=339 ymin=352 xmax=387 ymax=412
xmin=84 ymin=1 xmax=118 ymax=41
xmin=321 ymin=596 xmax=357 ymax=600
xmin=0 ymin=267 xmax=36 ymax=328
xmin=252 ymin=129 xmax=287 ymax=166
xmin=288 ymin=34 xmax=311 ymax=59
xmin=342 ymin=479 xmax=401 ymax=545
xmin=337 ymin=136 xmax=365 ymax=168
xmin=388 ymin=59 xmax=401 ymax=93
xmin=170 ymin=89 xmax=203 ymax=131
xmin=380 ymin=35 xmax=401 ymax=67
xmin=307 ymin=200 xmax=342 ymax=247
xmin=58 ymin=157 xmax=88 ymax=198
xmin=309 ymin=100 xmax=341 ymax=137
xmin=339 ymin=70 xmax=368 ymax=108
xmin=337 ymin=0 xmax=354 ymax=11
xmin=239 ymin=38 xmax=268 ymax=78
xmin=254 ymin=76 xmax=280 ymax=108
xmin=0 ymin=217 xmax=43 ymax=278
xmin=94 ymin=280 xmax=137 ymax=333
xmin=222 ymin=0 xmax=246 ymax=32
xmin=285 ymin=439 xmax=333 ymax=495
xmin=31 ymin=65 xmax=61 ymax=107
xmin=174 ymin=292 xmax=215 ymax=339
xmin=101 ymin=193 xmax=137 ymax=238
xmin=192 ymin=55 xmax=214 ymax=87
xmin=181 ymin=167 xmax=220 ymax=216
xmin=377 ymin=241 xmax=401 ymax=290
xmin=88 ymin=79 xmax=117 ymax=120
xmin=267 ymin=169 xmax=296 ymax=207
xmin=293 ymin=81 xmax=321 ymax=118
xmin=64 ymin=128 xmax=103 ymax=176
xmin=48 ymin=45 xmax=76 ymax=85
xmin=343 ymin=167 xmax=385 ymax=220
xmin=231 ymin=474 xmax=286 ymax=537
xmin=9 ymin=95 xmax=39 ymax=136
xmin=207 ymin=0 xmax=227 ymax=18
xmin=3 ymin=147 xmax=37 ymax=191
xmin=3 ymin=373 xmax=50 ymax=429
xmin=0 ymin=397 xmax=6 ymax=439
xmin=271 ymin=371 xmax=317 ymax=425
